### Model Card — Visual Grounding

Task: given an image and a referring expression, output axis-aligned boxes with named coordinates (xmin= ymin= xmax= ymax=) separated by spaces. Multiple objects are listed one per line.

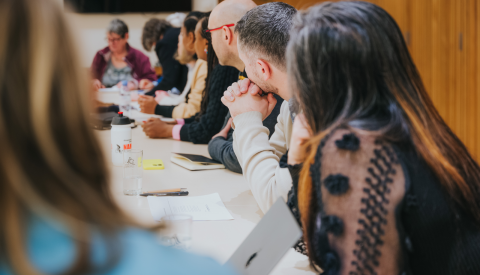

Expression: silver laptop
xmin=225 ymin=198 xmax=303 ymax=275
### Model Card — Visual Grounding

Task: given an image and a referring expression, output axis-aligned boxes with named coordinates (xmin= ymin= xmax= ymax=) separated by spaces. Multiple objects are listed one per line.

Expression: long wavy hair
xmin=0 ymin=0 xmax=138 ymax=274
xmin=287 ymin=1 xmax=480 ymax=269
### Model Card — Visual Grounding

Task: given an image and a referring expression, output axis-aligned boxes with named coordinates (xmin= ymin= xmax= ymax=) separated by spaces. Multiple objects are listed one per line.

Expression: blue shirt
xmin=0 ymin=218 xmax=237 ymax=275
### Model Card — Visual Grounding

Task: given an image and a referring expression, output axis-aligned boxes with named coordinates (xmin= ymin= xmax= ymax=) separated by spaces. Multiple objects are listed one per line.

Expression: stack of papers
xmin=147 ymin=193 xmax=234 ymax=221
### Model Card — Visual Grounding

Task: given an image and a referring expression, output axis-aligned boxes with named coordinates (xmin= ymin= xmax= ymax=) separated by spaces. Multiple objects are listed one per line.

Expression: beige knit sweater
xmin=172 ymin=59 xmax=207 ymax=119
xmin=232 ymin=101 xmax=293 ymax=213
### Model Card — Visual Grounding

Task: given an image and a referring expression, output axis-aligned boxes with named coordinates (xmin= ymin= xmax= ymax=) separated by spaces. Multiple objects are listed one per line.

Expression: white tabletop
xmin=95 ymin=113 xmax=315 ymax=275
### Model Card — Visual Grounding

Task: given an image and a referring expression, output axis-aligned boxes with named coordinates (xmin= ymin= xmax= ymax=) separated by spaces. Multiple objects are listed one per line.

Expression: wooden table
xmin=95 ymin=94 xmax=315 ymax=274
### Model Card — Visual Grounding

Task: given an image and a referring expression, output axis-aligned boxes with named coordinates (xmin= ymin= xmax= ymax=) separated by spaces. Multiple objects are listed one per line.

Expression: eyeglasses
xmin=205 ymin=23 xmax=235 ymax=33
xmin=106 ymin=37 xmax=123 ymax=43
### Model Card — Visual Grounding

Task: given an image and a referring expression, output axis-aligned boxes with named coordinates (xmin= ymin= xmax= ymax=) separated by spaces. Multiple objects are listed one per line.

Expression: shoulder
xmin=26 ymin=219 xmax=235 ymax=275
xmin=127 ymin=45 xmax=149 ymax=60
xmin=109 ymin=228 xmax=237 ymax=275
xmin=210 ymin=65 xmax=240 ymax=83
xmin=280 ymin=100 xmax=290 ymax=114
xmin=96 ymin=46 xmax=110 ymax=55
xmin=275 ymin=100 xmax=290 ymax=124
xmin=93 ymin=47 xmax=110 ymax=63
xmin=196 ymin=59 xmax=208 ymax=72
xmin=316 ymin=128 xmax=405 ymax=205
xmin=162 ymin=27 xmax=180 ymax=41
xmin=211 ymin=65 xmax=239 ymax=76
xmin=193 ymin=60 xmax=207 ymax=81
xmin=320 ymin=129 xmax=398 ymax=170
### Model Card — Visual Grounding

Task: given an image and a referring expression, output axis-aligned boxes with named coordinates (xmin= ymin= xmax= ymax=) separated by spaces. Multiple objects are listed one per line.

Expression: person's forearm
xmin=233 ymin=111 xmax=292 ymax=213
xmin=208 ymin=137 xmax=242 ymax=174
xmin=154 ymin=105 xmax=175 ymax=118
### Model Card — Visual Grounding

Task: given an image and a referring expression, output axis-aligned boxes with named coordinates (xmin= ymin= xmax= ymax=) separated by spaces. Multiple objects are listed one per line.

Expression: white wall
xmin=65 ymin=0 xmax=218 ymax=67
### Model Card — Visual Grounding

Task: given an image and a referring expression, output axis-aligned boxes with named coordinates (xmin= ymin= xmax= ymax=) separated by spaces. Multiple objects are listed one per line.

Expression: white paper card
xmin=147 ymin=193 xmax=234 ymax=221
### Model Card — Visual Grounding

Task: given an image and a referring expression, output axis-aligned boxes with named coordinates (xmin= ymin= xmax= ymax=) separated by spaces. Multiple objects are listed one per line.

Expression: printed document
xmin=147 ymin=193 xmax=234 ymax=221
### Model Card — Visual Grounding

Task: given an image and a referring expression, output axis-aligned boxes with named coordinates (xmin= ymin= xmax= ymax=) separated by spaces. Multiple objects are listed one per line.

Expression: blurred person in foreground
xmin=142 ymin=16 xmax=239 ymax=144
xmin=284 ymin=2 xmax=480 ymax=274
xmin=139 ymin=14 xmax=208 ymax=119
xmin=91 ymin=19 xmax=157 ymax=91
xmin=141 ymin=18 xmax=188 ymax=95
xmin=206 ymin=0 xmax=284 ymax=174
xmin=0 ymin=0 xmax=236 ymax=274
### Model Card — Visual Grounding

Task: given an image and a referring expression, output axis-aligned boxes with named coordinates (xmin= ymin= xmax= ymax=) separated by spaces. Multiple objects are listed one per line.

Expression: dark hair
xmin=289 ymin=2 xmax=480 ymax=268
xmin=197 ymin=16 xmax=218 ymax=120
xmin=180 ymin=12 xmax=210 ymax=77
xmin=107 ymin=18 xmax=129 ymax=38
xmin=183 ymin=12 xmax=208 ymax=35
xmin=187 ymin=11 xmax=205 ymax=19
xmin=235 ymin=2 xmax=296 ymax=71
xmin=141 ymin=18 xmax=172 ymax=51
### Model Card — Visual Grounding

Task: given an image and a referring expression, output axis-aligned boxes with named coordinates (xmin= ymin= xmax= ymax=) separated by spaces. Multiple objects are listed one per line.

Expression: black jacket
xmin=146 ymin=28 xmax=188 ymax=95
xmin=178 ymin=65 xmax=240 ymax=144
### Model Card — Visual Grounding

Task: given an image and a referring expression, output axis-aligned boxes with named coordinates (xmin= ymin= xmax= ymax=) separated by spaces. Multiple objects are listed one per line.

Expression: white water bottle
xmin=111 ymin=111 xmax=132 ymax=166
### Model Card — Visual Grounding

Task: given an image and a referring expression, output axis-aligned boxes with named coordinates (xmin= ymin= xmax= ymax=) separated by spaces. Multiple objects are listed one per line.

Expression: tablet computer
xmin=225 ymin=198 xmax=303 ymax=275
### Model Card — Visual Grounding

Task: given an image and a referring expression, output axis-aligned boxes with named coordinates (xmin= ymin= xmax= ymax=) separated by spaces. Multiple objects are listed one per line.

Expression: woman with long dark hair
xmin=142 ymin=16 xmax=239 ymax=144
xmin=285 ymin=2 xmax=480 ymax=274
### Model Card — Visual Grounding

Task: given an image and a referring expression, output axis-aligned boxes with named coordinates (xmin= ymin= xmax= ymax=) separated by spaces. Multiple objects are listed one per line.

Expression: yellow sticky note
xmin=143 ymin=159 xmax=164 ymax=170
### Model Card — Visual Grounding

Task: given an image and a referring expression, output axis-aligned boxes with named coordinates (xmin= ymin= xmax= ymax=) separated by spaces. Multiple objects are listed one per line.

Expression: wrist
xmin=232 ymin=111 xmax=263 ymax=130
xmin=164 ymin=124 xmax=174 ymax=137
xmin=287 ymin=154 xmax=304 ymax=165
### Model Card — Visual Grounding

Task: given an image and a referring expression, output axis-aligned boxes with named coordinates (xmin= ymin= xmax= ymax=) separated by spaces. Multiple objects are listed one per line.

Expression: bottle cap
xmin=111 ymin=111 xmax=131 ymax=125
xmin=122 ymin=80 xmax=128 ymax=86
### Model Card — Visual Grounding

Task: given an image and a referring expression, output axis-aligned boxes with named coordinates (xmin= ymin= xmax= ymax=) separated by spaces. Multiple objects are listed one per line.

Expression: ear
xmin=256 ymin=59 xmax=272 ymax=81
xmin=124 ymin=33 xmax=129 ymax=40
xmin=204 ymin=39 xmax=209 ymax=50
xmin=187 ymin=31 xmax=195 ymax=44
xmin=222 ymin=26 xmax=233 ymax=45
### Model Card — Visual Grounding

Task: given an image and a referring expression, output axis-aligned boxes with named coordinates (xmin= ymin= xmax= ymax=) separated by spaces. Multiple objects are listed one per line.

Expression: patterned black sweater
xmin=179 ymin=65 xmax=239 ymax=144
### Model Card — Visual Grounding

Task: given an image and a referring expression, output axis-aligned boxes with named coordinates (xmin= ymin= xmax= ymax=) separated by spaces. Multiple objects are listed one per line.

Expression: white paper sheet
xmin=98 ymin=87 xmax=120 ymax=93
xmin=147 ymin=193 xmax=234 ymax=221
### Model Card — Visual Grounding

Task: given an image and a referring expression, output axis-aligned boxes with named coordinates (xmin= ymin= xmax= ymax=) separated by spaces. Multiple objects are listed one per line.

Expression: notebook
xmin=170 ymin=153 xmax=225 ymax=171
xmin=225 ymin=198 xmax=303 ymax=275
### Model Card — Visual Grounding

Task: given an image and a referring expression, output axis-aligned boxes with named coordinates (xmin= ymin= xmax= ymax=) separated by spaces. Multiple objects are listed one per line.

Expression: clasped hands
xmin=221 ymin=78 xmax=277 ymax=120
xmin=221 ymin=79 xmax=313 ymax=166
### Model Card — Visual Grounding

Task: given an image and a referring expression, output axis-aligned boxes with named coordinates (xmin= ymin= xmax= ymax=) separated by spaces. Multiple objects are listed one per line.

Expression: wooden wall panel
xmin=465 ymin=0 xmax=478 ymax=160
xmin=455 ymin=0 xmax=467 ymax=150
xmin=477 ymin=0 xmax=480 ymax=160
xmin=430 ymin=0 xmax=454 ymax=129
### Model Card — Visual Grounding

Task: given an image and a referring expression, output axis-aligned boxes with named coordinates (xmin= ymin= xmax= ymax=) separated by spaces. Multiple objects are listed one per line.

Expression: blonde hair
xmin=0 ymin=0 xmax=136 ymax=273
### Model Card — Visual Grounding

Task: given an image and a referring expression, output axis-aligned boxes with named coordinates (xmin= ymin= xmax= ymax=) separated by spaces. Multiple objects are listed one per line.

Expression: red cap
xmin=118 ymin=112 xmax=123 ymax=115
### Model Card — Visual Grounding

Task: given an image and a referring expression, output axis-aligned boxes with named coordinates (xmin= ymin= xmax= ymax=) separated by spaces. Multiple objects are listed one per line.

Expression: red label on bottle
xmin=123 ymin=144 xmax=132 ymax=150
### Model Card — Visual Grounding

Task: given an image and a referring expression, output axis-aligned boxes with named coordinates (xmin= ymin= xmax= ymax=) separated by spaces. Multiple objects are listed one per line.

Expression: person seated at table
xmin=91 ymin=19 xmax=157 ymax=91
xmin=206 ymin=0 xmax=284 ymax=175
xmin=284 ymin=2 xmax=480 ymax=274
xmin=141 ymin=18 xmax=188 ymax=94
xmin=219 ymin=3 xmax=296 ymax=209
xmin=0 ymin=0 xmax=237 ymax=274
xmin=138 ymin=14 xmax=208 ymax=119
xmin=142 ymin=16 xmax=239 ymax=144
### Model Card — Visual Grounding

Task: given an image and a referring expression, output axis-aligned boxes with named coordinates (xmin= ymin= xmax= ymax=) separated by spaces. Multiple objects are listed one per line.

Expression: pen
xmin=140 ymin=191 xmax=189 ymax=197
